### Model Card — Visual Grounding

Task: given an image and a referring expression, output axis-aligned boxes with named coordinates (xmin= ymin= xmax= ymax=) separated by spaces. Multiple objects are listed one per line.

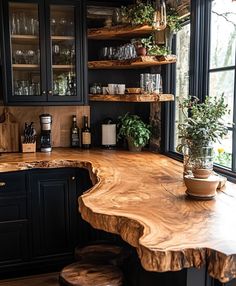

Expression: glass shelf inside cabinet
xmin=10 ymin=2 xmax=41 ymax=96
xmin=50 ymin=5 xmax=76 ymax=96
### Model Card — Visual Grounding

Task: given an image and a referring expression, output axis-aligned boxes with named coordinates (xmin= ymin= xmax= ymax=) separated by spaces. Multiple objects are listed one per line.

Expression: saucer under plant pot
xmin=184 ymin=174 xmax=219 ymax=199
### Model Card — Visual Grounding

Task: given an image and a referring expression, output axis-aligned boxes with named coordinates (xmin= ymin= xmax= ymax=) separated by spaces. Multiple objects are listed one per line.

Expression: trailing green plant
xmin=140 ymin=35 xmax=170 ymax=55
xmin=147 ymin=44 xmax=170 ymax=56
xmin=117 ymin=113 xmax=151 ymax=147
xmin=126 ymin=1 xmax=155 ymax=26
xmin=166 ymin=6 xmax=181 ymax=32
xmin=177 ymin=94 xmax=230 ymax=153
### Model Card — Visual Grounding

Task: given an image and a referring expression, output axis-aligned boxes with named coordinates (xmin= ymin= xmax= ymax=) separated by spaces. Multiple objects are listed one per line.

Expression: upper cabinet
xmin=2 ymin=0 xmax=85 ymax=105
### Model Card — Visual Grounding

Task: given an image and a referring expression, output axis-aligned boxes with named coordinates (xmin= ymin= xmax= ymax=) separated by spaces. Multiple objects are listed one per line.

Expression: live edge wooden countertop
xmin=0 ymin=148 xmax=236 ymax=283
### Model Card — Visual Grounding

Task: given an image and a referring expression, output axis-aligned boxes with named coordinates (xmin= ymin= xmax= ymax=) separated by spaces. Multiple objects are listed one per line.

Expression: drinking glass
xmin=51 ymin=18 xmax=57 ymax=35
xmin=59 ymin=18 xmax=67 ymax=36
xmin=24 ymin=50 xmax=35 ymax=64
xmin=14 ymin=49 xmax=25 ymax=64
xmin=11 ymin=13 xmax=16 ymax=34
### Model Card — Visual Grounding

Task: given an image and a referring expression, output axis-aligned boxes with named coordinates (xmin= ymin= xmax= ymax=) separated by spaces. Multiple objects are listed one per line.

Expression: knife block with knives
xmin=0 ymin=108 xmax=19 ymax=152
xmin=21 ymin=122 xmax=36 ymax=153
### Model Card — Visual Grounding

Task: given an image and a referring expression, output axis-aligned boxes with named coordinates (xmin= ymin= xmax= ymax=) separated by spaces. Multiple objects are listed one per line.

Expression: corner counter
xmin=0 ymin=148 xmax=236 ymax=284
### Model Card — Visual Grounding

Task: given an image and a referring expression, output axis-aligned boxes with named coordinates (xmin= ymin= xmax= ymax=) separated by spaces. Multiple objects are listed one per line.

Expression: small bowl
xmin=184 ymin=175 xmax=219 ymax=198
xmin=126 ymin=88 xmax=141 ymax=94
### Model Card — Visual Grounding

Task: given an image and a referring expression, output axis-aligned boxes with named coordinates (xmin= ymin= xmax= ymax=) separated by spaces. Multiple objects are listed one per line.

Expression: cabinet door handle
xmin=0 ymin=182 xmax=6 ymax=187
xmin=72 ymin=176 xmax=76 ymax=181
xmin=42 ymin=90 xmax=46 ymax=95
xmin=48 ymin=90 xmax=53 ymax=95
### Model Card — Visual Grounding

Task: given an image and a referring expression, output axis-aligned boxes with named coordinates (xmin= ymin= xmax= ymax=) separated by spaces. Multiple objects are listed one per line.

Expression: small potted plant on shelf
xmin=138 ymin=35 xmax=170 ymax=57
xmin=117 ymin=113 xmax=151 ymax=152
xmin=125 ymin=1 xmax=155 ymax=26
xmin=177 ymin=94 xmax=230 ymax=179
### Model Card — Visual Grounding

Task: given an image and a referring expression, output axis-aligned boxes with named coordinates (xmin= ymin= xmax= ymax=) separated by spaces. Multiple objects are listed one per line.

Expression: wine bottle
xmin=71 ymin=115 xmax=80 ymax=147
xmin=82 ymin=115 xmax=91 ymax=149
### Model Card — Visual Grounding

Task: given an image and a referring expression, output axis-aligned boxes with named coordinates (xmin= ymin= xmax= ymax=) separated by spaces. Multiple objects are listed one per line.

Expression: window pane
xmin=209 ymin=70 xmax=235 ymax=123
xmin=210 ymin=0 xmax=236 ymax=69
xmin=214 ymin=130 xmax=232 ymax=169
xmin=174 ymin=23 xmax=190 ymax=151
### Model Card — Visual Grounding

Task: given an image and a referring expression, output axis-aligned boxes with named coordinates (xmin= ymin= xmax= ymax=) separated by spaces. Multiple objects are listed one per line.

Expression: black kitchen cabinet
xmin=0 ymin=171 xmax=29 ymax=267
xmin=1 ymin=0 xmax=86 ymax=105
xmin=29 ymin=168 xmax=77 ymax=259
xmin=0 ymin=167 xmax=95 ymax=277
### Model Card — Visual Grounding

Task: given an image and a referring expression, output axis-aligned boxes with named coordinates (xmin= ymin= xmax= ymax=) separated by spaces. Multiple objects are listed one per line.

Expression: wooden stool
xmin=74 ymin=242 xmax=129 ymax=266
xmin=59 ymin=261 xmax=124 ymax=286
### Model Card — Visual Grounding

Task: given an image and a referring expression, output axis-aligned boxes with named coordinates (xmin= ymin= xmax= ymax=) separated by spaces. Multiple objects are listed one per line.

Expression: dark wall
xmin=87 ymin=1 xmax=153 ymax=148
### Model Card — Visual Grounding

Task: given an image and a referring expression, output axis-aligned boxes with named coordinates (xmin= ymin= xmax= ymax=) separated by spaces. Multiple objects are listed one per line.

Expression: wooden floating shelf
xmin=88 ymin=24 xmax=153 ymax=40
xmin=88 ymin=57 xmax=176 ymax=70
xmin=11 ymin=34 xmax=39 ymax=44
xmin=52 ymin=65 xmax=75 ymax=70
xmin=12 ymin=64 xmax=39 ymax=70
xmin=89 ymin=93 xmax=174 ymax=102
xmin=51 ymin=36 xmax=75 ymax=41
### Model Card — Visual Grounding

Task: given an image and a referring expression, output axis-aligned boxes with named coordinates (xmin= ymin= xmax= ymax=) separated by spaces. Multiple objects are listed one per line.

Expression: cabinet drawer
xmin=0 ymin=221 xmax=29 ymax=265
xmin=0 ymin=172 xmax=26 ymax=195
xmin=0 ymin=197 xmax=27 ymax=222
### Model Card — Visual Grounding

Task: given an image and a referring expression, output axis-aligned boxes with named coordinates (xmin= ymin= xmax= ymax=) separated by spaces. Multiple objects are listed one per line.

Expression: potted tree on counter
xmin=117 ymin=113 xmax=151 ymax=152
xmin=177 ymin=94 xmax=230 ymax=178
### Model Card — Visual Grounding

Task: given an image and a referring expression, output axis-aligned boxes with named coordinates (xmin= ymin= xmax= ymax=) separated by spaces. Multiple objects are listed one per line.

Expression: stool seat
xmin=75 ymin=242 xmax=127 ymax=266
xmin=59 ymin=261 xmax=123 ymax=286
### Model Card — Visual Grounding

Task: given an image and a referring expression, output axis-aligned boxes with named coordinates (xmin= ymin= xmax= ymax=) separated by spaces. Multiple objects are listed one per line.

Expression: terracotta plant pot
xmin=136 ymin=47 xmax=147 ymax=57
xmin=184 ymin=175 xmax=219 ymax=199
xmin=192 ymin=168 xmax=212 ymax=179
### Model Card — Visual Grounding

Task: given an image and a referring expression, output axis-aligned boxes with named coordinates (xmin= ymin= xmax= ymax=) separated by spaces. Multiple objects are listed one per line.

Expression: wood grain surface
xmin=89 ymin=94 xmax=174 ymax=102
xmin=0 ymin=149 xmax=236 ymax=283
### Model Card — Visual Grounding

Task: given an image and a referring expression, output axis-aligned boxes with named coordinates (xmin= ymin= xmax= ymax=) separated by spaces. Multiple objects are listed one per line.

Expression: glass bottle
xmin=71 ymin=115 xmax=80 ymax=147
xmin=82 ymin=116 xmax=91 ymax=149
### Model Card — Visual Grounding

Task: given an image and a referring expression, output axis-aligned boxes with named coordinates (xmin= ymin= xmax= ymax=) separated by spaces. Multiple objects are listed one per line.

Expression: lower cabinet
xmin=0 ymin=171 xmax=29 ymax=267
xmin=29 ymin=168 xmax=77 ymax=260
xmin=0 ymin=167 xmax=93 ymax=276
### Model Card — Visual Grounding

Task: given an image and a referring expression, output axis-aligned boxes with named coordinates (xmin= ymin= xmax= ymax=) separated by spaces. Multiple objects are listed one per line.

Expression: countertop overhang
xmin=0 ymin=148 xmax=236 ymax=283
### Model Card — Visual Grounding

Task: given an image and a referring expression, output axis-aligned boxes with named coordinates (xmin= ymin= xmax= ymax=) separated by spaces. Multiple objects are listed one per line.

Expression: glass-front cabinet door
xmin=3 ymin=0 xmax=83 ymax=104
xmin=5 ymin=0 xmax=47 ymax=102
xmin=47 ymin=3 xmax=80 ymax=101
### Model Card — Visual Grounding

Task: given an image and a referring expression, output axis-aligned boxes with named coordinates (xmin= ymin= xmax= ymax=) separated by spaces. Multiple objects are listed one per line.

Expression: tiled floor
xmin=0 ymin=272 xmax=59 ymax=286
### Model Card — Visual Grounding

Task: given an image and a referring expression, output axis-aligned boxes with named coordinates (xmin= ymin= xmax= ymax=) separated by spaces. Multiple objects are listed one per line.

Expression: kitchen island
xmin=0 ymin=148 xmax=236 ymax=286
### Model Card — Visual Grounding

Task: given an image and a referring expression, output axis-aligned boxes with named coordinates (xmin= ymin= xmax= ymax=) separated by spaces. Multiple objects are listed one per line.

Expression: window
xmin=166 ymin=0 xmax=236 ymax=177
xmin=173 ymin=23 xmax=191 ymax=152
xmin=208 ymin=0 xmax=236 ymax=171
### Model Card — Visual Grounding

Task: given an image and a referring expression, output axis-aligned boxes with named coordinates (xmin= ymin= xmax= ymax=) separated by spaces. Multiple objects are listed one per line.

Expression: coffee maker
xmin=39 ymin=114 xmax=52 ymax=152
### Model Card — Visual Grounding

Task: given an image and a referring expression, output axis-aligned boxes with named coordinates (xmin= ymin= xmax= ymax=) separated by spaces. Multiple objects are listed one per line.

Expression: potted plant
xmin=177 ymin=94 xmax=230 ymax=178
xmin=139 ymin=36 xmax=170 ymax=56
xmin=165 ymin=6 xmax=182 ymax=51
xmin=125 ymin=1 xmax=155 ymax=26
xmin=117 ymin=113 xmax=151 ymax=152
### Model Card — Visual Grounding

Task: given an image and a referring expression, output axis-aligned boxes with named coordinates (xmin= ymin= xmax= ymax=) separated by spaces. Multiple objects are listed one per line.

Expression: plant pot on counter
xmin=127 ymin=137 xmax=142 ymax=152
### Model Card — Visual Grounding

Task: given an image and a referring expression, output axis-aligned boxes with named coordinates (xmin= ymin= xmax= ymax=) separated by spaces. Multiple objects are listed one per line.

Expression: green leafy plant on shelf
xmin=140 ymin=35 xmax=170 ymax=56
xmin=117 ymin=113 xmax=151 ymax=152
xmin=166 ymin=6 xmax=182 ymax=33
xmin=124 ymin=1 xmax=155 ymax=26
